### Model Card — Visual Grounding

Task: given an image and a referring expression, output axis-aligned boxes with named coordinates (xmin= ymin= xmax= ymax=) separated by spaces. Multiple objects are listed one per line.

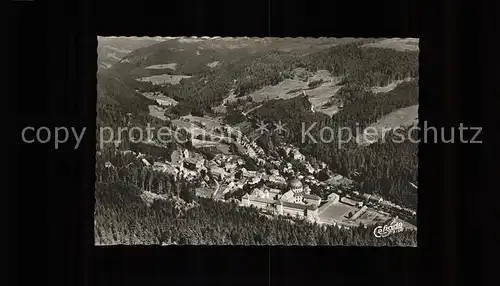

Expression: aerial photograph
xmin=95 ymin=36 xmax=419 ymax=246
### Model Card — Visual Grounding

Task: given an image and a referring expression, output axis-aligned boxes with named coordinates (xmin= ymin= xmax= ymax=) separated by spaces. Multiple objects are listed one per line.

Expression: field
xmin=318 ymin=202 xmax=359 ymax=224
xmin=172 ymin=116 xmax=227 ymax=136
xmin=240 ymin=78 xmax=308 ymax=103
xmin=319 ymin=201 xmax=398 ymax=227
xmin=307 ymin=83 xmax=343 ymax=116
xmin=206 ymin=61 xmax=219 ymax=68
xmin=180 ymin=115 xmax=224 ymax=130
xmin=171 ymin=115 xmax=234 ymax=153
xmin=370 ymin=77 xmax=413 ymax=94
xmin=357 ymin=104 xmax=419 ymax=146
xmin=148 ymin=105 xmax=167 ymax=121
xmin=140 ymin=91 xmax=179 ymax=106
xmin=145 ymin=63 xmax=178 ymax=70
xmin=356 ymin=208 xmax=392 ymax=226
xmin=227 ymin=69 xmax=344 ymax=117
xmin=136 ymin=74 xmax=192 ymax=85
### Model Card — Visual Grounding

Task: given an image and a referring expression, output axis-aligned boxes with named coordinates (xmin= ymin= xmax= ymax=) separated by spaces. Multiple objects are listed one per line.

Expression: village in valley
xmin=115 ymin=111 xmax=417 ymax=231
xmin=96 ymin=37 xmax=419 ymax=245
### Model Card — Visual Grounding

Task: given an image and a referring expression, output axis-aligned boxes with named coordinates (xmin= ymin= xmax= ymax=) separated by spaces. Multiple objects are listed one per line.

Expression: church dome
xmin=288 ymin=178 xmax=303 ymax=189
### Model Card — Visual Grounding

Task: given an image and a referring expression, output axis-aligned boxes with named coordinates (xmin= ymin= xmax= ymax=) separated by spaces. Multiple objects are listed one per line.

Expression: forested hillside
xmin=252 ymin=79 xmax=419 ymax=208
xmin=97 ymin=36 xmax=163 ymax=69
xmin=111 ymin=41 xmax=417 ymax=116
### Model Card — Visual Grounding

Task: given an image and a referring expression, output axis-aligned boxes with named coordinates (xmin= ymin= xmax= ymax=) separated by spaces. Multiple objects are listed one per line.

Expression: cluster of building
xmin=144 ymin=130 xmax=356 ymax=205
xmin=110 ymin=126 xmax=417 ymax=229
xmin=135 ymin=122 xmax=413 ymax=224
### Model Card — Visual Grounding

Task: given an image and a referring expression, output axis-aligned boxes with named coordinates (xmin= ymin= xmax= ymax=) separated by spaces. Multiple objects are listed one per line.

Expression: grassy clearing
xmin=105 ymin=45 xmax=132 ymax=54
xmin=206 ymin=61 xmax=219 ymax=68
xmin=356 ymin=209 xmax=391 ymax=225
xmin=318 ymin=202 xmax=358 ymax=222
xmin=136 ymin=74 xmax=192 ymax=85
xmin=140 ymin=91 xmax=179 ymax=106
xmin=356 ymin=105 xmax=419 ymax=146
xmin=171 ymin=116 xmax=231 ymax=143
xmin=145 ymin=63 xmax=178 ymax=70
xmin=148 ymin=105 xmax=167 ymax=121
xmin=225 ymin=69 xmax=344 ymax=117
xmin=307 ymin=83 xmax=343 ymax=111
xmin=180 ymin=115 xmax=224 ymax=130
xmin=370 ymin=77 xmax=414 ymax=94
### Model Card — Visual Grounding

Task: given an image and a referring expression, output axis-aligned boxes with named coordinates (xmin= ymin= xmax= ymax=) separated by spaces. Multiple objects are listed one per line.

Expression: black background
xmin=14 ymin=0 xmax=497 ymax=285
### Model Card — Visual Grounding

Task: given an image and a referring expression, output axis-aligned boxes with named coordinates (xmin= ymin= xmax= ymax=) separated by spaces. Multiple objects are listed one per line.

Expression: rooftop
xmin=249 ymin=196 xmax=278 ymax=205
xmin=303 ymin=194 xmax=321 ymax=200
xmin=340 ymin=197 xmax=359 ymax=206
xmin=281 ymin=201 xmax=318 ymax=211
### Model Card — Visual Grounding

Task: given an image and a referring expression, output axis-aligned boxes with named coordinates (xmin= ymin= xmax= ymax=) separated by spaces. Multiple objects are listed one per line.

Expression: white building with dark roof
xmin=241 ymin=178 xmax=320 ymax=222
xmin=340 ymin=196 xmax=359 ymax=206
xmin=327 ymin=192 xmax=340 ymax=203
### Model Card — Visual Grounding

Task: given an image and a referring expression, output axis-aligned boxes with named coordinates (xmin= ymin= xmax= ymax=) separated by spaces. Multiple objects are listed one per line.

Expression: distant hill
xmin=112 ymin=37 xmax=367 ymax=77
xmin=361 ymin=38 xmax=419 ymax=52
xmin=97 ymin=36 xmax=166 ymax=70
xmin=98 ymin=37 xmax=418 ymax=127
xmin=97 ymin=68 xmax=156 ymax=128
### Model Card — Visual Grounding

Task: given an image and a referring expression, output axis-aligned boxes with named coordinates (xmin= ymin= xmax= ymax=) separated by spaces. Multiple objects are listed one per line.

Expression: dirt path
xmin=242 ymin=104 xmax=263 ymax=116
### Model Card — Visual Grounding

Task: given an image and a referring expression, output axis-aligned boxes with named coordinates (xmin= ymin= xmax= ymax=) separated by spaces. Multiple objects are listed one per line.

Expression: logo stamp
xmin=373 ymin=220 xmax=404 ymax=238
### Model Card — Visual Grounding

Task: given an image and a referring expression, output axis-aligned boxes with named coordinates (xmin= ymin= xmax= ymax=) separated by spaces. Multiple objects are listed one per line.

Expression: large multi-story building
xmin=241 ymin=178 xmax=321 ymax=222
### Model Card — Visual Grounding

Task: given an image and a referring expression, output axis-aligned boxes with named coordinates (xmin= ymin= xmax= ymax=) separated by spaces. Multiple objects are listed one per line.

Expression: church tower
xmin=288 ymin=178 xmax=304 ymax=204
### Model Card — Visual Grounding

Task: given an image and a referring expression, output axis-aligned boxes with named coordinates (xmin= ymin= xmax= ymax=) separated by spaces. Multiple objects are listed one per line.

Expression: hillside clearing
xmin=145 ymin=63 xmax=178 ymax=70
xmin=148 ymin=105 xmax=167 ymax=121
xmin=318 ymin=202 xmax=358 ymax=226
xmin=105 ymin=46 xmax=132 ymax=54
xmin=139 ymin=91 xmax=179 ymax=106
xmin=206 ymin=61 xmax=219 ymax=68
xmin=314 ymin=105 xmax=340 ymax=117
xmin=225 ymin=69 xmax=343 ymax=117
xmin=306 ymin=83 xmax=343 ymax=113
xmin=356 ymin=209 xmax=391 ymax=225
xmin=357 ymin=105 xmax=419 ymax=146
xmin=107 ymin=53 xmax=121 ymax=61
xmin=171 ymin=118 xmax=227 ymax=139
xmin=136 ymin=74 xmax=192 ymax=85
xmin=361 ymin=38 xmax=419 ymax=52
xmin=100 ymin=62 xmax=112 ymax=69
xmin=180 ymin=115 xmax=224 ymax=130
xmin=371 ymin=77 xmax=414 ymax=94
